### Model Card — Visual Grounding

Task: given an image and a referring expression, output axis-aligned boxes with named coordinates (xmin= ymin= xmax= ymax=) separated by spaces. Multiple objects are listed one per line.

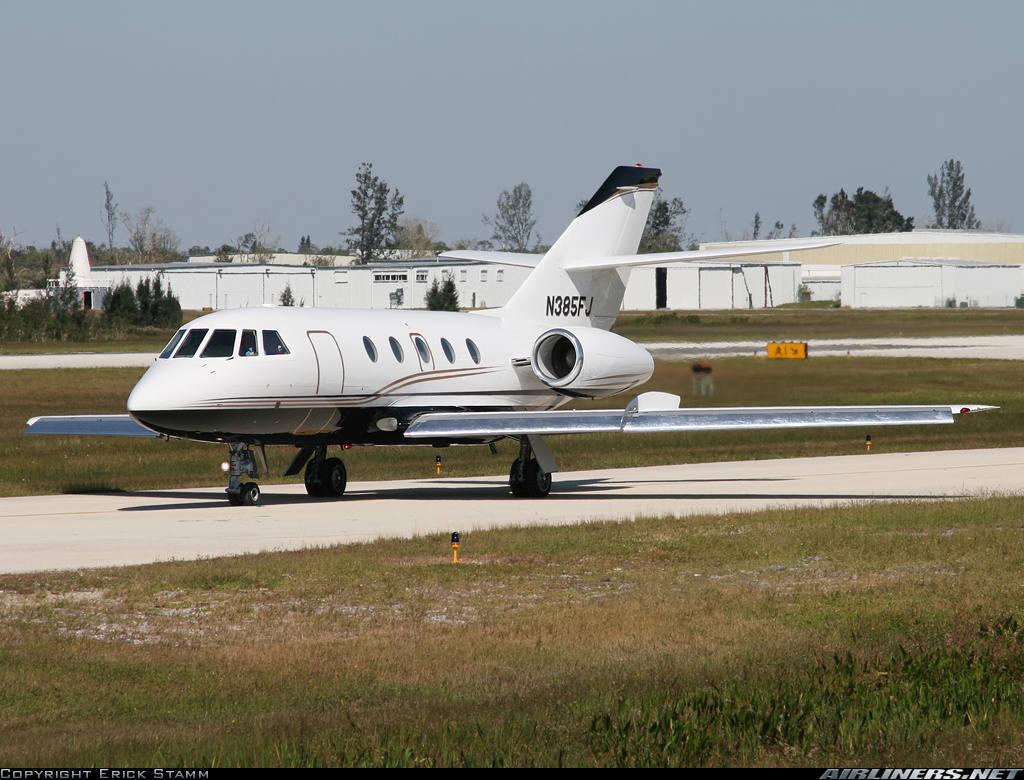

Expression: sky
xmin=3 ymin=1 xmax=1022 ymax=253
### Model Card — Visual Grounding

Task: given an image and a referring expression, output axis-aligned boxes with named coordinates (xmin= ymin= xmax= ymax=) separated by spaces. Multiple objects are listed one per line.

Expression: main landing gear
xmin=508 ymin=437 xmax=552 ymax=498
xmin=225 ymin=443 xmax=265 ymax=506
xmin=301 ymin=445 xmax=348 ymax=498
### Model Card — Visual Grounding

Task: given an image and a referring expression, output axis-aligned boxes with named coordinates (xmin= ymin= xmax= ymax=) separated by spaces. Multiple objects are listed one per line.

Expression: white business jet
xmin=26 ymin=166 xmax=994 ymax=505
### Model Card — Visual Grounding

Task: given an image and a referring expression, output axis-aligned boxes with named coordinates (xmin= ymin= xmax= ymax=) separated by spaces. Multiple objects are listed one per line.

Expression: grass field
xmin=612 ymin=307 xmax=1024 ymax=342
xmin=3 ymin=496 xmax=1024 ymax=766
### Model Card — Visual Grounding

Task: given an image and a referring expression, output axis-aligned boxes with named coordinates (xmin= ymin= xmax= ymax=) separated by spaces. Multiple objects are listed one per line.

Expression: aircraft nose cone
xmin=127 ymin=363 xmax=174 ymax=415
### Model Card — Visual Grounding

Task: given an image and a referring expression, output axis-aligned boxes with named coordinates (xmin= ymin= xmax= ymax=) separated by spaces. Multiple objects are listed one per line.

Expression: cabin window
xmin=201 ymin=329 xmax=237 ymax=358
xmin=440 ymin=338 xmax=455 ymax=363
xmin=413 ymin=336 xmax=431 ymax=364
xmin=173 ymin=329 xmax=209 ymax=358
xmin=263 ymin=330 xmax=290 ymax=355
xmin=466 ymin=338 xmax=481 ymax=364
xmin=238 ymin=330 xmax=258 ymax=357
xmin=159 ymin=329 xmax=186 ymax=359
xmin=363 ymin=336 xmax=378 ymax=362
xmin=389 ymin=336 xmax=404 ymax=362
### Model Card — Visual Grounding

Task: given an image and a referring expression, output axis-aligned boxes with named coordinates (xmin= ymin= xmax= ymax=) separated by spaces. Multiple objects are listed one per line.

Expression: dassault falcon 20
xmin=26 ymin=166 xmax=994 ymax=505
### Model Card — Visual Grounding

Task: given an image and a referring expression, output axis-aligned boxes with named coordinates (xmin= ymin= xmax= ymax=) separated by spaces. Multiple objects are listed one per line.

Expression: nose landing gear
xmin=225 ymin=443 xmax=265 ymax=506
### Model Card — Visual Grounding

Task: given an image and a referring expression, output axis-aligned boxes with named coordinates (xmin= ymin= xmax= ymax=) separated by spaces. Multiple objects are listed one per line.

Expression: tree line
xmin=1 ymin=158 xmax=984 ymax=293
xmin=0 ymin=157 xmax=987 ymax=324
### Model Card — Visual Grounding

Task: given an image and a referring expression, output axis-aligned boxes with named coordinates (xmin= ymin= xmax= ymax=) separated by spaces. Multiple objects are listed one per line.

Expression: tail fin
xmin=499 ymin=166 xmax=660 ymax=329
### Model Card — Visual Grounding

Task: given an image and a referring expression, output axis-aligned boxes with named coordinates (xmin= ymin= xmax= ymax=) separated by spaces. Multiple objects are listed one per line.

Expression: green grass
xmin=4 ymin=496 xmax=1024 ymax=765
xmin=612 ymin=307 xmax=1024 ymax=341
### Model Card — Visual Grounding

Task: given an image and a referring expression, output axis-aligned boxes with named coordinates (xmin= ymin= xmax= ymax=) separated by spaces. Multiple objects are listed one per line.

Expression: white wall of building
xmin=621 ymin=262 xmax=800 ymax=310
xmin=840 ymin=261 xmax=1021 ymax=308
xmin=76 ymin=261 xmax=534 ymax=312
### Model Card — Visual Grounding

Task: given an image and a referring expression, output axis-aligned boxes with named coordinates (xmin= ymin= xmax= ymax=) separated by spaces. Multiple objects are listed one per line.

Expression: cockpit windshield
xmin=159 ymin=329 xmax=186 ymax=359
xmin=173 ymin=329 xmax=209 ymax=358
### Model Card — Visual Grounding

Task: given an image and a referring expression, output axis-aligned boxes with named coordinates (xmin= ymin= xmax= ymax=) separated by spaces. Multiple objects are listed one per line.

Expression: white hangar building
xmin=621 ymin=260 xmax=802 ymax=310
xmin=840 ymin=259 xmax=1021 ymax=309
xmin=703 ymin=231 xmax=1024 ymax=308
xmin=60 ymin=229 xmax=1024 ymax=313
xmin=68 ymin=249 xmax=533 ymax=312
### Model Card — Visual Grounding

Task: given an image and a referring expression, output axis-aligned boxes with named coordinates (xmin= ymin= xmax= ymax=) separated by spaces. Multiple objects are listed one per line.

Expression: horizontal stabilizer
xmin=25 ymin=414 xmax=161 ymax=437
xmin=405 ymin=401 xmax=996 ymax=439
xmin=565 ymin=240 xmax=840 ymax=271
xmin=439 ymin=250 xmax=542 ymax=268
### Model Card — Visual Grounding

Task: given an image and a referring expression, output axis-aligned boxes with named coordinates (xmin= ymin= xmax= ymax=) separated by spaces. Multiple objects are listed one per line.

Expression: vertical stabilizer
xmin=499 ymin=166 xmax=660 ymax=329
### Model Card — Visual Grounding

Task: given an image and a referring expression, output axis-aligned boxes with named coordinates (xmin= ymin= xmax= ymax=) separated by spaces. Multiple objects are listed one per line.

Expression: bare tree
xmin=483 ymin=182 xmax=536 ymax=251
xmin=237 ymin=218 xmax=280 ymax=264
xmin=102 ymin=182 xmax=118 ymax=249
xmin=1 ymin=228 xmax=22 ymax=292
xmin=396 ymin=217 xmax=443 ymax=256
xmin=121 ymin=206 xmax=180 ymax=263
xmin=751 ymin=213 xmax=786 ymax=241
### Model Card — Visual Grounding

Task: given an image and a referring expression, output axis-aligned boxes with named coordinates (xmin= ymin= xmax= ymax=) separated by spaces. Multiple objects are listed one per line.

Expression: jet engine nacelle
xmin=531 ymin=327 xmax=654 ymax=398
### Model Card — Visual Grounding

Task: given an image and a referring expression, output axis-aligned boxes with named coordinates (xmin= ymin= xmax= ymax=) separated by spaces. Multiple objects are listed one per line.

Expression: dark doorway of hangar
xmin=655 ymin=267 xmax=667 ymax=309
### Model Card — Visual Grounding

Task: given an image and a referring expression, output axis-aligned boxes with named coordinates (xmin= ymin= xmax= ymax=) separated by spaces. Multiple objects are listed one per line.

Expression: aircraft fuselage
xmin=126 ymin=306 xmax=655 ymax=446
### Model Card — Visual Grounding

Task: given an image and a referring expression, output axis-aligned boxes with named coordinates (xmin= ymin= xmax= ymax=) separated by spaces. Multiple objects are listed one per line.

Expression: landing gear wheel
xmin=224 ymin=443 xmax=262 ymax=506
xmin=509 ymin=457 xmax=528 ymax=497
xmin=320 ymin=457 xmax=347 ymax=497
xmin=304 ymin=459 xmax=324 ymax=497
xmin=525 ymin=459 xmax=552 ymax=498
xmin=241 ymin=481 xmax=261 ymax=506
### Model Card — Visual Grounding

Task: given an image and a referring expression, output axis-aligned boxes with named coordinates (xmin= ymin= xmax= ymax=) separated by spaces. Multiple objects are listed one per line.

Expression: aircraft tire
xmin=509 ymin=458 xmax=528 ymax=497
xmin=227 ymin=490 xmax=243 ymax=506
xmin=321 ymin=458 xmax=347 ymax=497
xmin=525 ymin=459 xmax=552 ymax=498
xmin=241 ymin=482 xmax=261 ymax=506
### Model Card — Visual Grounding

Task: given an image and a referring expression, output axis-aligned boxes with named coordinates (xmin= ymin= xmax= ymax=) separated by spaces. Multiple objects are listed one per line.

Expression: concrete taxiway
xmin=1 ymin=447 xmax=1022 ymax=574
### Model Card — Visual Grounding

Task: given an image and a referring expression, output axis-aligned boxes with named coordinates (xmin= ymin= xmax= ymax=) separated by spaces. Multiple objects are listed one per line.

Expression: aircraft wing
xmin=25 ymin=414 xmax=161 ymax=437
xmin=404 ymin=393 xmax=995 ymax=439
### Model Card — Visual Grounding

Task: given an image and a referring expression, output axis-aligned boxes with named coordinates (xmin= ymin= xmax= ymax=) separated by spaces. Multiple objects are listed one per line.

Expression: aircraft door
xmin=307 ymin=331 xmax=344 ymax=395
